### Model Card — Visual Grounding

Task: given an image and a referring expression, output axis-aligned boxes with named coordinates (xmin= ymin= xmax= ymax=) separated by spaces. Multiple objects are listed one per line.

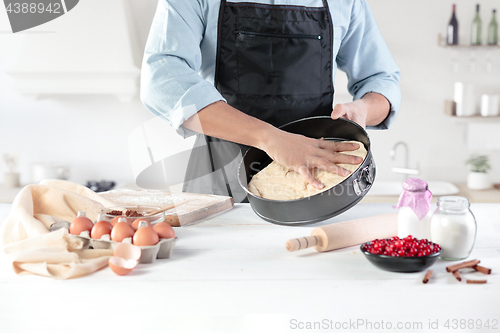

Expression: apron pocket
xmin=235 ymin=30 xmax=322 ymax=96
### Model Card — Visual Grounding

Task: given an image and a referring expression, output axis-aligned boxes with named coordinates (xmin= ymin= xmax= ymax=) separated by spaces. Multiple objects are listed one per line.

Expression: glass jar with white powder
xmin=430 ymin=196 xmax=477 ymax=260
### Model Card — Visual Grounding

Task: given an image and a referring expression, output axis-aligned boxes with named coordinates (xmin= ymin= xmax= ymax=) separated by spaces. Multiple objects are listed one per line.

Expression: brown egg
xmin=131 ymin=218 xmax=152 ymax=231
xmin=91 ymin=221 xmax=113 ymax=239
xmin=110 ymin=215 xmax=130 ymax=227
xmin=69 ymin=211 xmax=94 ymax=235
xmin=111 ymin=221 xmax=135 ymax=242
xmin=153 ymin=222 xmax=176 ymax=239
xmin=108 ymin=257 xmax=137 ymax=276
xmin=113 ymin=242 xmax=142 ymax=262
xmin=133 ymin=223 xmax=159 ymax=246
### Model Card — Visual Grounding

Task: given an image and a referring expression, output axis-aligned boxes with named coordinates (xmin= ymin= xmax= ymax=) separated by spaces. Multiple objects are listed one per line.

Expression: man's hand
xmin=331 ymin=92 xmax=391 ymax=128
xmin=261 ymin=129 xmax=362 ymax=190
xmin=331 ymin=100 xmax=369 ymax=129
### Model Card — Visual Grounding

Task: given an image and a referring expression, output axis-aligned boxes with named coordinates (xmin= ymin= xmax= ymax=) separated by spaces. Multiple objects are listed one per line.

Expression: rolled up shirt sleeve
xmin=140 ymin=0 xmax=225 ymax=138
xmin=336 ymin=0 xmax=401 ymax=130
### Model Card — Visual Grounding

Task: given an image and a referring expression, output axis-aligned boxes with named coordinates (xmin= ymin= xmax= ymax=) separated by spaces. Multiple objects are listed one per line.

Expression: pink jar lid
xmin=394 ymin=178 xmax=433 ymax=220
xmin=402 ymin=178 xmax=429 ymax=192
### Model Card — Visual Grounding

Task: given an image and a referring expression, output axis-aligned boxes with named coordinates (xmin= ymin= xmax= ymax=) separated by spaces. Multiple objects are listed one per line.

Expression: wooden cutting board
xmin=101 ymin=189 xmax=234 ymax=227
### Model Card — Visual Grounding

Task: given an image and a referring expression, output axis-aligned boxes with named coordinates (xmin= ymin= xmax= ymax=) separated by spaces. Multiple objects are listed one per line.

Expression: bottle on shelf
xmin=488 ymin=9 xmax=498 ymax=45
xmin=447 ymin=4 xmax=459 ymax=45
xmin=471 ymin=4 xmax=482 ymax=45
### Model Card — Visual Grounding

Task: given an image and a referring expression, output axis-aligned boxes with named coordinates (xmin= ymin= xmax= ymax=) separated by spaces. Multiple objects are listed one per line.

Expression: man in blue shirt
xmin=141 ymin=0 xmax=400 ymax=201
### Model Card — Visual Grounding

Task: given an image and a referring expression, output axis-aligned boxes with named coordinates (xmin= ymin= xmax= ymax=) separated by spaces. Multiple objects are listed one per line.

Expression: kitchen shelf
xmin=361 ymin=183 xmax=500 ymax=204
xmin=437 ymin=34 xmax=500 ymax=49
xmin=440 ymin=44 xmax=500 ymax=49
xmin=447 ymin=115 xmax=500 ymax=123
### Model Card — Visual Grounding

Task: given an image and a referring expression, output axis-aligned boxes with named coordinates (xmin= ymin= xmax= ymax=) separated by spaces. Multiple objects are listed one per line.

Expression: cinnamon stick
xmin=422 ymin=270 xmax=433 ymax=284
xmin=452 ymin=270 xmax=462 ymax=282
xmin=446 ymin=259 xmax=480 ymax=272
xmin=473 ymin=265 xmax=492 ymax=275
xmin=466 ymin=279 xmax=487 ymax=284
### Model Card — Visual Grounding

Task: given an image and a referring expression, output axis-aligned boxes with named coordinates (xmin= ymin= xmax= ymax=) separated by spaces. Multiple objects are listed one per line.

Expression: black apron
xmin=183 ymin=0 xmax=334 ymax=202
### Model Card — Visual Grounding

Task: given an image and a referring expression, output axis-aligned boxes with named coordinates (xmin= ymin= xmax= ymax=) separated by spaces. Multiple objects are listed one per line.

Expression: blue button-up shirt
xmin=141 ymin=0 xmax=401 ymax=138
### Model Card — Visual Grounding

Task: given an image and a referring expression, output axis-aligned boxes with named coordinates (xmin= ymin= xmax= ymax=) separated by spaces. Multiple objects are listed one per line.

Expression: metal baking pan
xmin=237 ymin=116 xmax=375 ymax=225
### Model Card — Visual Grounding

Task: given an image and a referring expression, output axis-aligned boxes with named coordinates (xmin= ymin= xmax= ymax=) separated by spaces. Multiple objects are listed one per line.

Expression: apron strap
xmin=204 ymin=135 xmax=234 ymax=198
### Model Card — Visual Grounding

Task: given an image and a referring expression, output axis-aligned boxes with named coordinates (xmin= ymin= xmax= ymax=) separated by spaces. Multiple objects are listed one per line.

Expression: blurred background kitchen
xmin=1 ymin=0 xmax=499 ymax=203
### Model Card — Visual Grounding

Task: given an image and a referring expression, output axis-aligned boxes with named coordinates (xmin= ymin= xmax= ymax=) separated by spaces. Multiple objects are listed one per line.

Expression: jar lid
xmin=437 ymin=196 xmax=470 ymax=210
xmin=394 ymin=178 xmax=433 ymax=220
xmin=402 ymin=178 xmax=428 ymax=192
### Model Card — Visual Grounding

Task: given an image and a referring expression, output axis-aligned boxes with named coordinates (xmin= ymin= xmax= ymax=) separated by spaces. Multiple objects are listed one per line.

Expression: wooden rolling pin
xmin=285 ymin=213 xmax=398 ymax=252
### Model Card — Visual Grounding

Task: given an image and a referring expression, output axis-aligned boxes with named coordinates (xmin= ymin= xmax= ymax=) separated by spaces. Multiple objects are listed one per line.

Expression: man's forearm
xmin=362 ymin=92 xmax=391 ymax=127
xmin=182 ymin=101 xmax=277 ymax=150
xmin=184 ymin=93 xmax=391 ymax=147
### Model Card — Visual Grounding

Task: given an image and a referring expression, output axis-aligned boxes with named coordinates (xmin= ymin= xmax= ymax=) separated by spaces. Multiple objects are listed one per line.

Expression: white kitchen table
xmin=1 ymin=202 xmax=499 ymax=333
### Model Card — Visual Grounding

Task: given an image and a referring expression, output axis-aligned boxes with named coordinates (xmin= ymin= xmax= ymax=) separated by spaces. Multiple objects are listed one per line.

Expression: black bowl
xmin=360 ymin=242 xmax=440 ymax=273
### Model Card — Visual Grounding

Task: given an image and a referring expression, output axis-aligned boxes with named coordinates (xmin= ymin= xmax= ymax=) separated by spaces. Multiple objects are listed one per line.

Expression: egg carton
xmin=76 ymin=233 xmax=176 ymax=264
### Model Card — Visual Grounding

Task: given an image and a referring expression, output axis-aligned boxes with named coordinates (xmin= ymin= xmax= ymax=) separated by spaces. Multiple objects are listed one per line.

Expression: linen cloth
xmin=0 ymin=180 xmax=117 ymax=279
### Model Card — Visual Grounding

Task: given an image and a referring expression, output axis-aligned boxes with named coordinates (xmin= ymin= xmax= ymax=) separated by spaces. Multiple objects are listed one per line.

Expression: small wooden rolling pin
xmin=285 ymin=213 xmax=398 ymax=252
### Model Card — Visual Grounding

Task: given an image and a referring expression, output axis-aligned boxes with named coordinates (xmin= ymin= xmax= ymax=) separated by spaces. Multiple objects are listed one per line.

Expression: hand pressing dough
xmin=248 ymin=141 xmax=367 ymax=200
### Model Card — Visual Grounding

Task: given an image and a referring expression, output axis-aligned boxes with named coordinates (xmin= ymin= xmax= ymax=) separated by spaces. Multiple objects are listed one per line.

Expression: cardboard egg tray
xmin=77 ymin=235 xmax=176 ymax=264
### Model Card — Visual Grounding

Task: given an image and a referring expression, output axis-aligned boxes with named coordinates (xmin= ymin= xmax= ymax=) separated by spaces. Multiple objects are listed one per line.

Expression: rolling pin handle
xmin=285 ymin=235 xmax=321 ymax=252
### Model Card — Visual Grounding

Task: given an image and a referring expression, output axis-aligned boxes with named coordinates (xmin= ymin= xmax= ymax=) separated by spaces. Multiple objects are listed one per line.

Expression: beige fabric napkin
xmin=1 ymin=180 xmax=117 ymax=279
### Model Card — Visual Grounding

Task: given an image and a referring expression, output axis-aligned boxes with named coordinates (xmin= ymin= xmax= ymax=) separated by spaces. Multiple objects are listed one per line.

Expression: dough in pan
xmin=248 ymin=141 xmax=367 ymax=200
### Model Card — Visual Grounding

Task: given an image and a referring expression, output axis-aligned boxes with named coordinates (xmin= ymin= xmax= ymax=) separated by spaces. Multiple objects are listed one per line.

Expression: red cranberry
xmin=365 ymin=235 xmax=440 ymax=257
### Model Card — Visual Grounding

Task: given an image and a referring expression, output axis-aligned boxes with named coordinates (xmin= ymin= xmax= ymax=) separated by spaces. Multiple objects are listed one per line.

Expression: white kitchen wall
xmin=366 ymin=0 xmax=500 ymax=183
xmin=0 ymin=0 xmax=499 ymax=188
xmin=0 ymin=0 xmax=158 ymax=186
